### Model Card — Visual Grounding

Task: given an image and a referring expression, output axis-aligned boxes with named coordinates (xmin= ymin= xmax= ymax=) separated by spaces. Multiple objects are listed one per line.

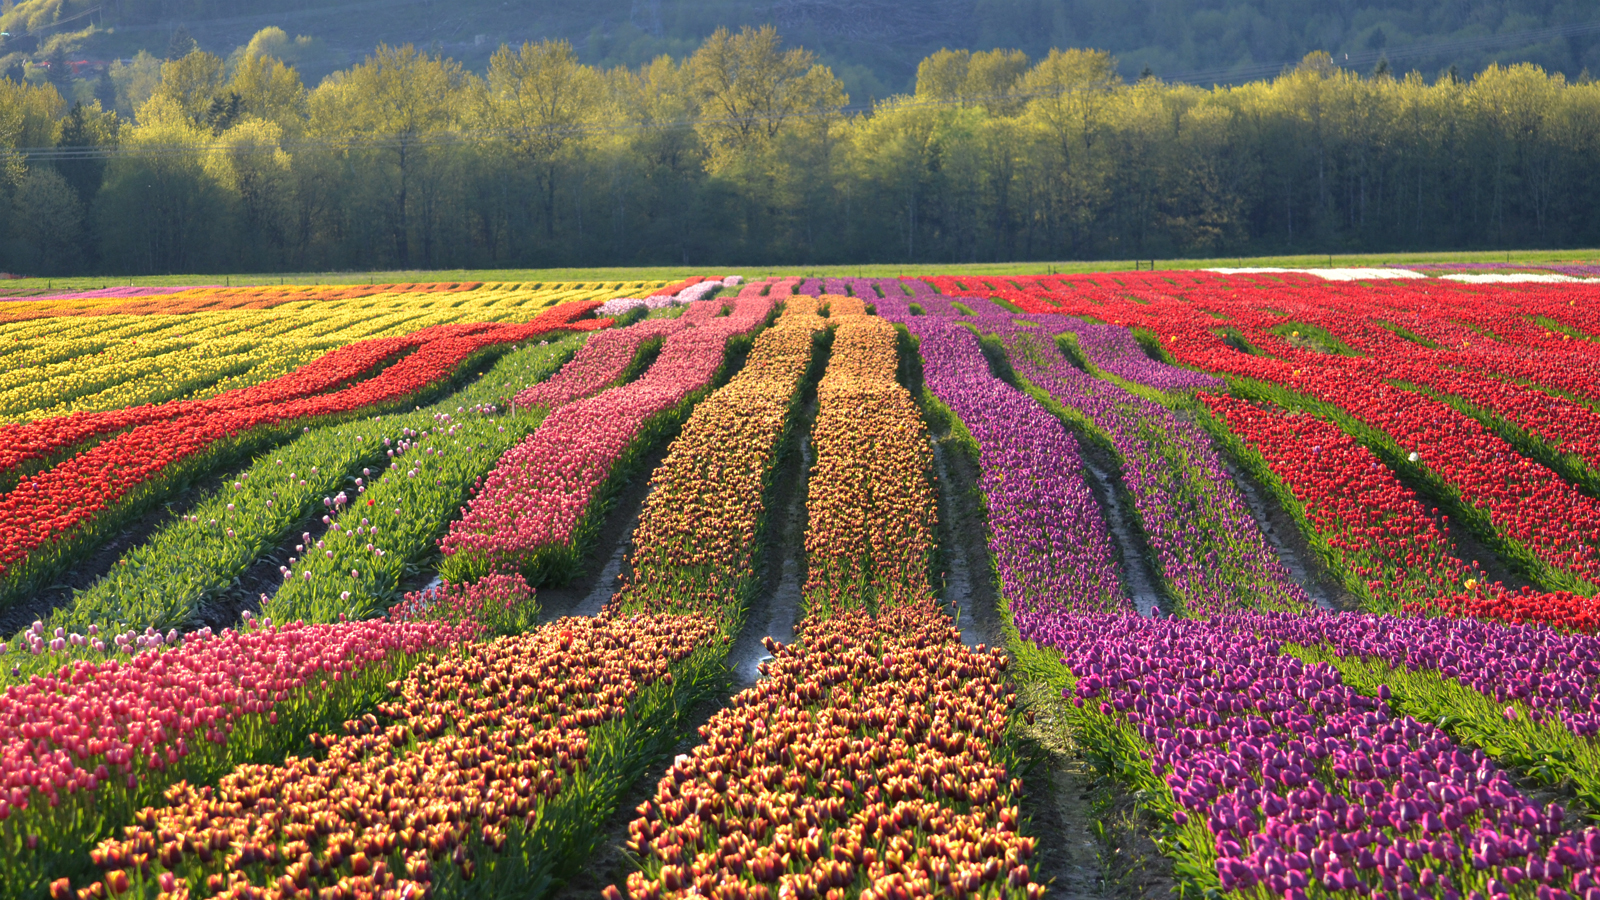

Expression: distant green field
xmin=2 ymin=248 xmax=1594 ymax=296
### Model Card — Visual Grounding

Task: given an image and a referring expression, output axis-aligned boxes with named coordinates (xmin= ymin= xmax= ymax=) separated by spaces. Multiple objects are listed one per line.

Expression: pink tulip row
xmin=513 ymin=318 xmax=685 ymax=410
xmin=0 ymin=615 xmax=473 ymax=898
xmin=736 ymin=277 xmax=800 ymax=300
xmin=440 ymin=297 xmax=775 ymax=583
xmin=387 ymin=572 xmax=538 ymax=637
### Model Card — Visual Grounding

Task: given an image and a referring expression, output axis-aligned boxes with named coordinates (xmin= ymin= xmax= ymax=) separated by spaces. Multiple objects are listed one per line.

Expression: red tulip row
xmin=440 ymin=298 xmax=774 ymax=585
xmin=0 ymin=302 xmax=603 ymax=480
xmin=1 ymin=616 xmax=476 ymax=900
xmin=802 ymin=310 xmax=939 ymax=615
xmin=0 ymin=331 xmax=411 ymax=478
xmin=619 ymin=599 xmax=1034 ymax=900
xmin=66 ymin=611 xmax=718 ymax=900
xmin=1200 ymin=391 xmax=1490 ymax=610
xmin=0 ymin=304 xmax=609 ymax=604
xmin=1145 ymin=282 xmax=1600 ymax=491
xmin=1201 ymin=392 xmax=1600 ymax=629
xmin=1187 ymin=347 xmax=1600 ymax=593
xmin=612 ymin=297 xmax=827 ymax=628
xmin=923 ymin=271 xmax=1600 ymax=390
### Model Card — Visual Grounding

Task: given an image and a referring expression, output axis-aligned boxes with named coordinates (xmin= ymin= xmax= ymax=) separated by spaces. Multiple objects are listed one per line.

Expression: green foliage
xmin=0 ymin=26 xmax=1596 ymax=273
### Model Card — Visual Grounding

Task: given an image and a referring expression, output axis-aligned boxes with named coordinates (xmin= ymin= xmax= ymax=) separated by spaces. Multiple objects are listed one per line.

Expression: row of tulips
xmin=801 ymin=309 xmax=939 ymax=615
xmin=1251 ymin=303 xmax=1600 ymax=486
xmin=511 ymin=318 xmax=680 ymax=411
xmin=267 ymin=320 xmax=677 ymax=623
xmin=620 ymin=600 xmax=1035 ymax=900
xmin=1199 ymin=392 xmax=1496 ymax=613
xmin=983 ymin=318 xmax=1308 ymax=616
xmin=622 ymin=303 xmax=1037 ymax=898
xmin=736 ymin=277 xmax=800 ymax=300
xmin=0 ymin=335 xmax=334 ymax=426
xmin=387 ymin=572 xmax=539 ymax=638
xmin=613 ymin=296 xmax=827 ymax=628
xmin=0 ymin=290 xmax=623 ymax=480
xmin=931 ymin=277 xmax=1600 ymax=859
xmin=1224 ymin=609 xmax=1600 ymax=817
xmin=864 ymin=271 xmax=1223 ymax=394
xmin=1 ymin=616 xmax=476 ymax=900
xmin=0 ymin=304 xmax=609 ymax=609
xmin=896 ymin=315 xmax=1126 ymax=615
xmin=0 ymin=315 xmax=177 ymax=368
xmin=0 ymin=324 xmax=414 ymax=480
xmin=263 ymin=313 xmax=683 ymax=626
xmin=0 ymin=312 xmax=312 ymax=411
xmin=1034 ymin=610 xmax=1600 ymax=900
xmin=254 ymin=408 xmax=529 ymax=623
xmin=0 ymin=281 xmax=645 ymax=327
xmin=440 ymin=297 xmax=773 ymax=585
xmin=1199 ymin=391 xmax=1600 ymax=628
xmin=1205 ymin=277 xmax=1600 ymax=409
xmin=12 ymin=336 xmax=583 ymax=654
xmin=0 ymin=281 xmax=490 ymax=321
xmin=794 ymin=276 xmax=974 ymax=320
xmin=1164 ymin=285 xmax=1600 ymax=498
xmin=66 ymin=611 xmax=720 ymax=900
xmin=1199 ymin=342 xmax=1600 ymax=595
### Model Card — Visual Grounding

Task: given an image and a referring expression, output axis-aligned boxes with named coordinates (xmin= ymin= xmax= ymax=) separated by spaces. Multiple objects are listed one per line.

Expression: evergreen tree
xmin=167 ymin=26 xmax=197 ymax=61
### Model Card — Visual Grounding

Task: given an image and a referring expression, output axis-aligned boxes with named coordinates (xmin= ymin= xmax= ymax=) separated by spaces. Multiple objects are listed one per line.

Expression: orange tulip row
xmin=618 ymin=599 xmax=1037 ymax=900
xmin=802 ymin=308 xmax=939 ymax=615
xmin=614 ymin=298 xmax=827 ymax=629
xmin=617 ymin=297 xmax=1037 ymax=899
xmin=67 ymin=612 xmax=717 ymax=900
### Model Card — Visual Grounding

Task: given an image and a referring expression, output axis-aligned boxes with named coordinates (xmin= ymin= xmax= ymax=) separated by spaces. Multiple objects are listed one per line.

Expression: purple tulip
xmin=895 ymin=315 xmax=1125 ymax=615
xmin=1047 ymin=611 xmax=1600 ymax=900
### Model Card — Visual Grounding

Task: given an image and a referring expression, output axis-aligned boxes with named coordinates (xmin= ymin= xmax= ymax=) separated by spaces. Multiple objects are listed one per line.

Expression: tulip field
xmin=6 ymin=269 xmax=1600 ymax=900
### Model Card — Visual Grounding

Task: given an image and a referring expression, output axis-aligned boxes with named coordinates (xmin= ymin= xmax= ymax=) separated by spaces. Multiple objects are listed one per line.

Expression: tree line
xmin=0 ymin=25 xmax=1597 ymax=274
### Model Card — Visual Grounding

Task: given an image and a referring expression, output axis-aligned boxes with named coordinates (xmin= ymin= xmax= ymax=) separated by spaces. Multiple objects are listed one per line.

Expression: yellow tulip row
xmin=1 ymin=283 xmax=658 ymax=422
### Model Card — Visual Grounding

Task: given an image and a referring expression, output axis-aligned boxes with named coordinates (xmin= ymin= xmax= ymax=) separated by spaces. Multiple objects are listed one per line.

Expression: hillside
xmin=1 ymin=0 xmax=1596 ymax=99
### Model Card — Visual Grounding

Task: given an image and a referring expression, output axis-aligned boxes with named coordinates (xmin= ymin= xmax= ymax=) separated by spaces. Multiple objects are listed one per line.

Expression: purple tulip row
xmin=794 ymin=276 xmax=977 ymax=317
xmin=809 ymin=276 xmax=1222 ymax=391
xmin=893 ymin=314 xmax=1127 ymax=615
xmin=986 ymin=318 xmax=1306 ymax=616
xmin=1221 ymin=610 xmax=1600 ymax=739
xmin=765 ymin=282 xmax=1600 ymax=900
xmin=1046 ymin=611 xmax=1600 ymax=900
xmin=1046 ymin=320 xmax=1225 ymax=392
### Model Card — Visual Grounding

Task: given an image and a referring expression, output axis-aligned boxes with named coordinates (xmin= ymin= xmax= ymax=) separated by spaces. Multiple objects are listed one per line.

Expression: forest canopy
xmin=0 ymin=25 xmax=1596 ymax=274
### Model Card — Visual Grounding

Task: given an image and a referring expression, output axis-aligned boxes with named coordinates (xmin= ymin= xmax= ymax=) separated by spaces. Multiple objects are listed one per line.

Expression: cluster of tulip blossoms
xmin=17 ymin=270 xmax=1600 ymax=900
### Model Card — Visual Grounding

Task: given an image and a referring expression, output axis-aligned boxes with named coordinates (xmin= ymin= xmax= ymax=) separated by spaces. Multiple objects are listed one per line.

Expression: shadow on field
xmin=924 ymin=383 xmax=1178 ymax=900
